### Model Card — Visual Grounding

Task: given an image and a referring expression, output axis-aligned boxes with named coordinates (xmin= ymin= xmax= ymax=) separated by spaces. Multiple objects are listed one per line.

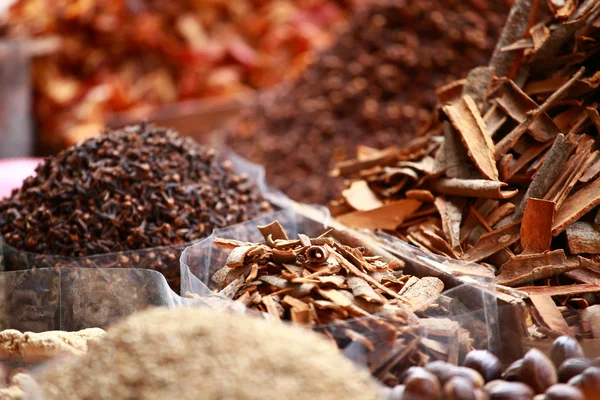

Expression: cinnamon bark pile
xmin=212 ymin=220 xmax=488 ymax=386
xmin=331 ymin=0 xmax=600 ymax=339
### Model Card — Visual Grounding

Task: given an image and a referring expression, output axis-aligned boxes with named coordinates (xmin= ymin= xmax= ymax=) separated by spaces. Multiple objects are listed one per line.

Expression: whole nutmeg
xmin=444 ymin=376 xmax=478 ymax=400
xmin=544 ymin=383 xmax=584 ymax=400
xmin=487 ymin=381 xmax=535 ymax=400
xmin=568 ymin=366 xmax=600 ymax=399
xmin=382 ymin=384 xmax=405 ymax=400
xmin=521 ymin=349 xmax=558 ymax=394
xmin=425 ymin=361 xmax=457 ymax=386
xmin=503 ymin=359 xmax=524 ymax=381
xmin=558 ymin=358 xmax=592 ymax=383
xmin=400 ymin=366 xmax=423 ymax=384
xmin=485 ymin=380 xmax=506 ymax=393
xmin=550 ymin=337 xmax=584 ymax=368
xmin=464 ymin=350 xmax=503 ymax=382
xmin=454 ymin=366 xmax=485 ymax=389
xmin=404 ymin=368 xmax=442 ymax=400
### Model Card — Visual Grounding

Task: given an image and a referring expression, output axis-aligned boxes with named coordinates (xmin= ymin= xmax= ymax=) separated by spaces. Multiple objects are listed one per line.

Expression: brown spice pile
xmin=225 ymin=0 xmax=511 ymax=204
xmin=330 ymin=0 xmax=600 ymax=339
xmin=0 ymin=124 xmax=271 ymax=289
xmin=212 ymin=220 xmax=488 ymax=386
xmin=1 ymin=0 xmax=355 ymax=153
xmin=36 ymin=306 xmax=380 ymax=400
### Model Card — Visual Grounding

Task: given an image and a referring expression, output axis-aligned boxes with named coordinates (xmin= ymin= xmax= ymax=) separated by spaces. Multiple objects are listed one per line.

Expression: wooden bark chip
xmin=210 ymin=220 xmax=476 ymax=386
xmin=443 ymin=96 xmax=498 ymax=180
xmin=520 ymin=198 xmax=556 ymax=252
xmin=336 ymin=199 xmax=422 ymax=231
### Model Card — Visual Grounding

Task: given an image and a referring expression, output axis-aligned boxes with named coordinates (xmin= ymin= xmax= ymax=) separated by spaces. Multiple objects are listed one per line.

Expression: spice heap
xmin=212 ymin=220 xmax=492 ymax=386
xmin=0 ymin=124 xmax=271 ymax=289
xmin=383 ymin=336 xmax=600 ymax=400
xmin=331 ymin=0 xmax=600 ymax=338
xmin=36 ymin=307 xmax=381 ymax=400
xmin=1 ymin=0 xmax=353 ymax=153
xmin=0 ymin=328 xmax=105 ymax=400
xmin=225 ymin=0 xmax=511 ymax=204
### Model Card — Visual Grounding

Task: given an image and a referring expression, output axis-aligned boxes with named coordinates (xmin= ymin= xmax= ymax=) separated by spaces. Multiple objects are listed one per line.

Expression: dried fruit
xmin=2 ymin=0 xmax=355 ymax=153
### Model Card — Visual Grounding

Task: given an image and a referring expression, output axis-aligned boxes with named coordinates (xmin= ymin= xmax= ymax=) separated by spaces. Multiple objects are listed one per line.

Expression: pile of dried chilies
xmin=331 ymin=0 xmax=600 ymax=339
xmin=212 ymin=220 xmax=488 ymax=386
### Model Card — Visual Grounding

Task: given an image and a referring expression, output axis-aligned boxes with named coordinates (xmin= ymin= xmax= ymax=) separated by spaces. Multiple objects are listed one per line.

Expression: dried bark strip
xmin=443 ymin=96 xmax=499 ymax=180
xmin=336 ymin=199 xmax=422 ymax=231
xmin=463 ymin=221 xmax=522 ymax=263
xmin=566 ymin=222 xmax=600 ymax=254
xmin=553 ymin=174 xmax=600 ymax=235
xmin=496 ymin=80 xmax=560 ymax=141
xmin=434 ymin=197 xmax=463 ymax=250
xmin=520 ymin=198 xmax=556 ymax=252
xmin=529 ymin=295 xmax=571 ymax=336
xmin=513 ymin=133 xmax=578 ymax=220
xmin=428 ymin=178 xmax=518 ymax=199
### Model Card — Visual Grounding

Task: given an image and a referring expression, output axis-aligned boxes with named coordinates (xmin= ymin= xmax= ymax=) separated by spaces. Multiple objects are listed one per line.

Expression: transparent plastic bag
xmin=180 ymin=207 xmax=500 ymax=373
xmin=0 ymin=151 xmax=286 ymax=292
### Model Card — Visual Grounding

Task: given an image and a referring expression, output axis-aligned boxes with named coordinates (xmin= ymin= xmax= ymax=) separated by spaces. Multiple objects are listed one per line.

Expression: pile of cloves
xmin=383 ymin=336 xmax=600 ymax=399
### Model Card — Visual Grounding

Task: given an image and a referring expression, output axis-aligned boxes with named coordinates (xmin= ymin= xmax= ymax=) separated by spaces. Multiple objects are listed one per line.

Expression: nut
xmin=444 ymin=376 xmax=477 ymax=400
xmin=464 ymin=350 xmax=503 ymax=382
xmin=382 ymin=384 xmax=405 ymax=400
xmin=521 ymin=348 xmax=558 ymax=394
xmin=544 ymin=383 xmax=584 ymax=400
xmin=503 ymin=359 xmax=524 ymax=381
xmin=487 ymin=381 xmax=535 ymax=400
xmin=550 ymin=336 xmax=585 ymax=368
xmin=558 ymin=358 xmax=591 ymax=383
xmin=454 ymin=366 xmax=485 ymax=389
xmin=400 ymin=366 xmax=425 ymax=384
xmin=485 ymin=380 xmax=506 ymax=393
xmin=404 ymin=367 xmax=442 ymax=400
xmin=568 ymin=366 xmax=600 ymax=399
xmin=425 ymin=361 xmax=458 ymax=386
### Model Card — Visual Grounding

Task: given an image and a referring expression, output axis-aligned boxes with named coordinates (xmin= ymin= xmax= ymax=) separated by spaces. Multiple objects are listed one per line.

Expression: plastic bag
xmin=180 ymin=207 xmax=500 ymax=371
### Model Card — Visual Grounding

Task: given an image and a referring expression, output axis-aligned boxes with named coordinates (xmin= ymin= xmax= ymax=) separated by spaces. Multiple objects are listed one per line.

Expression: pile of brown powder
xmin=36 ymin=307 xmax=380 ymax=400
xmin=225 ymin=0 xmax=511 ymax=204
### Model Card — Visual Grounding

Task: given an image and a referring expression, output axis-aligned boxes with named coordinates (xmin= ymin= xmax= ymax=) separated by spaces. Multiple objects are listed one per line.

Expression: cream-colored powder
xmin=36 ymin=307 xmax=380 ymax=400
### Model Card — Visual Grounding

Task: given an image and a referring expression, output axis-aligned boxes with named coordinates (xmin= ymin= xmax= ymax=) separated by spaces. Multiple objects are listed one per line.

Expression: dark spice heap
xmin=0 ymin=124 xmax=271 ymax=289
xmin=212 ymin=220 xmax=492 ymax=386
xmin=383 ymin=336 xmax=599 ymax=400
xmin=225 ymin=0 xmax=510 ymax=204
xmin=330 ymin=0 xmax=600 ymax=339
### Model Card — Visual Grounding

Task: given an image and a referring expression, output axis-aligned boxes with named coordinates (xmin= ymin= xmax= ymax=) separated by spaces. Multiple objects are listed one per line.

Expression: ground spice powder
xmin=35 ymin=307 xmax=380 ymax=400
